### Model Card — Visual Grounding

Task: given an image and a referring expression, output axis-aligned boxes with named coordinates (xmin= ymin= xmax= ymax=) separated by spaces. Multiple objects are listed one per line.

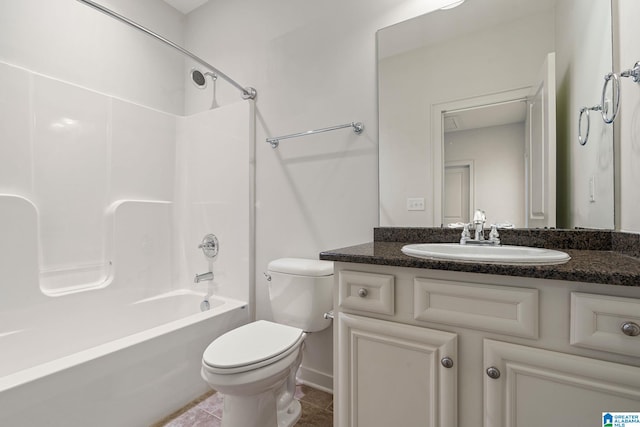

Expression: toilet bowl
xmin=201 ymin=321 xmax=306 ymax=427
xmin=201 ymin=258 xmax=334 ymax=427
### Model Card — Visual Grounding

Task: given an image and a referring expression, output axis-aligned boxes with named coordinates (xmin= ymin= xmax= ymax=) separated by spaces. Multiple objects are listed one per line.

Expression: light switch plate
xmin=407 ymin=197 xmax=425 ymax=211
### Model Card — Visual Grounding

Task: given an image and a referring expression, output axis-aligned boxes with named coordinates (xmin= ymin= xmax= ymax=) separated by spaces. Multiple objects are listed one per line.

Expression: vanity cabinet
xmin=484 ymin=339 xmax=640 ymax=427
xmin=332 ymin=263 xmax=640 ymax=427
xmin=337 ymin=313 xmax=457 ymax=427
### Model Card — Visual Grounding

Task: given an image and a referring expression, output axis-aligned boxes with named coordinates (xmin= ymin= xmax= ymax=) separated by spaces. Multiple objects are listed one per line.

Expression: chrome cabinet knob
xmin=441 ymin=357 xmax=454 ymax=368
xmin=621 ymin=321 xmax=640 ymax=337
xmin=486 ymin=367 xmax=501 ymax=379
xmin=357 ymin=288 xmax=368 ymax=298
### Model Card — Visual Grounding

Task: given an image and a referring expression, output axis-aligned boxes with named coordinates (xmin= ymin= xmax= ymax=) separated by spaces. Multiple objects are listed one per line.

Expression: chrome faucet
xmin=460 ymin=210 xmax=500 ymax=246
xmin=194 ymin=271 xmax=214 ymax=283
xmin=473 ymin=209 xmax=486 ymax=241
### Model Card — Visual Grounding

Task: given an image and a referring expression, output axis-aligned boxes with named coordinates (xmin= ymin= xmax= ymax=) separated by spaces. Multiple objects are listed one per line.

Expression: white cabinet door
xmin=337 ymin=313 xmax=457 ymax=427
xmin=484 ymin=339 xmax=640 ymax=427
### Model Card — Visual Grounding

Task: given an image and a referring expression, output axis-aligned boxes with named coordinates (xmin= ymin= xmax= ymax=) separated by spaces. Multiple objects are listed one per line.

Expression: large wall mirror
xmin=378 ymin=0 xmax=615 ymax=229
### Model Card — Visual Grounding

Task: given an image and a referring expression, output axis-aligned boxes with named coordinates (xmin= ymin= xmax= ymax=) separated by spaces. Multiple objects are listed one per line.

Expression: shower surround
xmin=0 ymin=5 xmax=255 ymax=420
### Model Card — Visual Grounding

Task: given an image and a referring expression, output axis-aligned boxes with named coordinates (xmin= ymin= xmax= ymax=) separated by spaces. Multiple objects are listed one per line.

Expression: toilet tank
xmin=267 ymin=258 xmax=334 ymax=332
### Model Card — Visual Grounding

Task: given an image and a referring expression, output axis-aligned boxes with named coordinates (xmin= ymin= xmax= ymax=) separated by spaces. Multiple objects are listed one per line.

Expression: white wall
xmin=555 ymin=0 xmax=614 ymax=229
xmin=616 ymin=0 xmax=640 ymax=233
xmin=4 ymin=0 xmax=636 ymax=398
xmin=184 ymin=0 xmax=460 ymax=390
xmin=444 ymin=123 xmax=526 ymax=227
xmin=0 ymin=0 xmax=186 ymax=115
xmin=180 ymin=0 xmax=640 ymax=390
xmin=379 ymin=11 xmax=555 ymax=227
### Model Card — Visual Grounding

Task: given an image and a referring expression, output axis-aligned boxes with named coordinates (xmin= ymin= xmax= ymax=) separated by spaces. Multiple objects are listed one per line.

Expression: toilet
xmin=201 ymin=258 xmax=334 ymax=427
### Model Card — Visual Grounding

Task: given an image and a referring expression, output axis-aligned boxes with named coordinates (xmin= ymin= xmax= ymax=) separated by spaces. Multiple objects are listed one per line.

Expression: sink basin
xmin=401 ymin=243 xmax=571 ymax=265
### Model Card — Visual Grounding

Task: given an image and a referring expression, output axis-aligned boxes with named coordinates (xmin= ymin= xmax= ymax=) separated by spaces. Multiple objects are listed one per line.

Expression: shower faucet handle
xmin=199 ymin=234 xmax=219 ymax=258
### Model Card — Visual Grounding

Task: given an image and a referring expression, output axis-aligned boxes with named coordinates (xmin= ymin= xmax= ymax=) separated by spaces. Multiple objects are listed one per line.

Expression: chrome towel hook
xmin=578 ymin=104 xmax=602 ymax=146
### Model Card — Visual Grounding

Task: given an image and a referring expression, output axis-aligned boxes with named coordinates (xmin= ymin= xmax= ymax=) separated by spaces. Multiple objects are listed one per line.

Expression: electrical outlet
xmin=407 ymin=197 xmax=425 ymax=211
xmin=589 ymin=176 xmax=596 ymax=203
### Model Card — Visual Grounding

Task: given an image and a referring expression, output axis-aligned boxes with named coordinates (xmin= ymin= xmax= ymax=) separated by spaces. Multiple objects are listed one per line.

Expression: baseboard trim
xmin=297 ymin=365 xmax=333 ymax=394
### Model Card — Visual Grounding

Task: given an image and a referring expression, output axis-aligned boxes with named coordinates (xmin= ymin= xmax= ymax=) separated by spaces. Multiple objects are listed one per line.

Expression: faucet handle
xmin=198 ymin=234 xmax=219 ymax=258
xmin=489 ymin=225 xmax=501 ymax=245
xmin=460 ymin=223 xmax=471 ymax=244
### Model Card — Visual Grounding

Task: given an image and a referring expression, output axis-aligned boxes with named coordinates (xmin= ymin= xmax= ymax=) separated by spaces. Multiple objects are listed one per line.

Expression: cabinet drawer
xmin=571 ymin=292 xmax=640 ymax=357
xmin=414 ymin=277 xmax=538 ymax=338
xmin=338 ymin=270 xmax=394 ymax=315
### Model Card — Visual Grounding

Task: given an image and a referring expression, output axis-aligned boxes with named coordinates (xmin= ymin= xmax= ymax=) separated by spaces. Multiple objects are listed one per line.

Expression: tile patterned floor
xmin=151 ymin=384 xmax=333 ymax=427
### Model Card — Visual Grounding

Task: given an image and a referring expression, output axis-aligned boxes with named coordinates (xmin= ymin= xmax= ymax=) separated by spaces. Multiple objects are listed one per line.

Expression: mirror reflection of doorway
xmin=444 ymin=161 xmax=473 ymax=224
xmin=438 ymin=52 xmax=556 ymax=228
xmin=443 ymin=99 xmax=527 ymax=227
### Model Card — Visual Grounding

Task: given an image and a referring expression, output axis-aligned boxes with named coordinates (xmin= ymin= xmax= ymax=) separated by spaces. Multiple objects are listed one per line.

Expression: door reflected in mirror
xmin=440 ymin=53 xmax=556 ymax=228
xmin=443 ymin=101 xmax=526 ymax=227
xmin=378 ymin=0 xmax=614 ymax=229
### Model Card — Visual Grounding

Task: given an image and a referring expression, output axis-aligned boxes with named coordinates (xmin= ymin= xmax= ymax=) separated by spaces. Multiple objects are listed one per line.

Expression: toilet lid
xmin=203 ymin=320 xmax=303 ymax=370
xmin=267 ymin=258 xmax=334 ymax=277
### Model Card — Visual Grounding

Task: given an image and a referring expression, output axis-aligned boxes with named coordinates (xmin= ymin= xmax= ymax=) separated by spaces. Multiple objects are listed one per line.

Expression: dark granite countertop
xmin=319 ymin=228 xmax=640 ymax=287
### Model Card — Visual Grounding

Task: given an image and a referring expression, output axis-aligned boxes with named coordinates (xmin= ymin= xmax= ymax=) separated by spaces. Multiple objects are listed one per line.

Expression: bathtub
xmin=0 ymin=289 xmax=249 ymax=427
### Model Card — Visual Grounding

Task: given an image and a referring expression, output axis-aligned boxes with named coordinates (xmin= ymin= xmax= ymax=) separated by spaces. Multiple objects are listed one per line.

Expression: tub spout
xmin=194 ymin=271 xmax=214 ymax=283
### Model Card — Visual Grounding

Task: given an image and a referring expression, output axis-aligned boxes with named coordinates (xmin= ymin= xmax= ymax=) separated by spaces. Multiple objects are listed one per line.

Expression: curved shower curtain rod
xmin=75 ymin=0 xmax=257 ymax=100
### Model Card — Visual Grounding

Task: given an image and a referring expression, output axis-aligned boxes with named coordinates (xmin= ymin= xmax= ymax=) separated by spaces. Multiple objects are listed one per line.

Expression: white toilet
xmin=201 ymin=258 xmax=334 ymax=427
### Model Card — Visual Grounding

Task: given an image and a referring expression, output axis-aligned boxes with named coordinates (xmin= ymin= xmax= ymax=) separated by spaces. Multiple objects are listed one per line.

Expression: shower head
xmin=190 ymin=68 xmax=217 ymax=89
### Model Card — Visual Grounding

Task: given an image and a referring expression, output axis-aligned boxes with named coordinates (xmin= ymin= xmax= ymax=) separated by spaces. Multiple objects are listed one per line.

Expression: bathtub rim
xmin=0 ymin=292 xmax=247 ymax=393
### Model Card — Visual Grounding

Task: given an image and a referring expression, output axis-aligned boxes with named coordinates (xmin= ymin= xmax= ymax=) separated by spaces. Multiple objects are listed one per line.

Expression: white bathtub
xmin=0 ymin=289 xmax=249 ymax=427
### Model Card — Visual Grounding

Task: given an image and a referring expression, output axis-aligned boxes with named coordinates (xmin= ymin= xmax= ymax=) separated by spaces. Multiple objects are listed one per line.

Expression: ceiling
xmin=162 ymin=0 xmax=209 ymax=14
xmin=378 ymin=0 xmax=556 ymax=60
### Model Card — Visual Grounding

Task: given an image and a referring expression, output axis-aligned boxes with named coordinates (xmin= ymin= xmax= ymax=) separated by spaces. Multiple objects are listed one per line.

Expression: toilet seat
xmin=202 ymin=320 xmax=304 ymax=375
